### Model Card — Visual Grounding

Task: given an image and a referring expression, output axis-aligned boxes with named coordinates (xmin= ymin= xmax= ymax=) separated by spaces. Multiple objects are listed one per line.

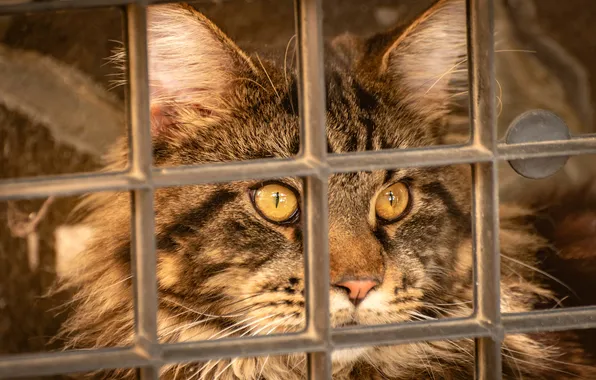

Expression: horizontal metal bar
xmin=161 ymin=334 xmax=323 ymax=364
xmin=152 ymin=158 xmax=318 ymax=188
xmin=3 ymin=307 xmax=596 ymax=377
xmin=0 ymin=146 xmax=487 ymax=200
xmin=332 ymin=317 xmax=491 ymax=349
xmin=0 ymin=171 xmax=145 ymax=200
xmin=497 ymin=134 xmax=596 ymax=159
xmin=0 ymin=0 xmax=187 ymax=15
xmin=502 ymin=306 xmax=596 ymax=334
xmin=4 ymin=135 xmax=596 ymax=200
xmin=0 ymin=348 xmax=146 ymax=379
xmin=327 ymin=145 xmax=492 ymax=172
xmin=0 ymin=159 xmax=315 ymax=200
xmin=0 ymin=0 xmax=127 ymax=14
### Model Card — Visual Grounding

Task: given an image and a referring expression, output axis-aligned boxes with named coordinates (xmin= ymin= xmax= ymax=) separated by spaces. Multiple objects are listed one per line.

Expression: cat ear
xmin=378 ymin=0 xmax=467 ymax=115
xmin=146 ymin=4 xmax=255 ymax=134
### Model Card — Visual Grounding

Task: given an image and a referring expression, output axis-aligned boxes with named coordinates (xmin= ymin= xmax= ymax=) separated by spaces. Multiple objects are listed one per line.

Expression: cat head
xmin=145 ymin=0 xmax=472 ymax=334
xmin=60 ymin=1 xmax=555 ymax=378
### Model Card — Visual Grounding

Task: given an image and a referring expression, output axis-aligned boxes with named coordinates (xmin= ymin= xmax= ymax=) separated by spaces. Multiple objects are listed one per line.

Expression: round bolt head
xmin=505 ymin=109 xmax=571 ymax=179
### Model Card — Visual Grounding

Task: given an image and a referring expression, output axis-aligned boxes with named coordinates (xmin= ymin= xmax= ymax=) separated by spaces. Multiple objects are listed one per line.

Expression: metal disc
xmin=505 ymin=109 xmax=571 ymax=179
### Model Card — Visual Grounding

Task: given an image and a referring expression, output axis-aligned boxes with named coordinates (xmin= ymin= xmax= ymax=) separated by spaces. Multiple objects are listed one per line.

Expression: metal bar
xmin=475 ymin=338 xmax=501 ymax=380
xmin=307 ymin=351 xmax=331 ymax=380
xmin=0 ymin=172 xmax=145 ymax=201
xmin=467 ymin=0 xmax=501 ymax=377
xmin=153 ymin=158 xmax=318 ymax=188
xmin=4 ymin=306 xmax=596 ymax=378
xmin=0 ymin=0 xmax=131 ymax=14
xmin=130 ymin=189 xmax=159 ymax=344
xmin=503 ymin=306 xmax=596 ymax=334
xmin=295 ymin=0 xmax=330 ymax=376
xmin=3 ymin=136 xmax=596 ymax=201
xmin=138 ymin=366 xmax=160 ymax=380
xmin=127 ymin=2 xmax=152 ymax=179
xmin=472 ymin=162 xmax=502 ymax=380
xmin=126 ymin=4 xmax=159 ymax=371
xmin=0 ymin=348 xmax=146 ymax=379
xmin=327 ymin=145 xmax=491 ymax=172
xmin=332 ymin=318 xmax=490 ymax=349
xmin=0 ymin=0 xmax=184 ymax=15
xmin=303 ymin=176 xmax=331 ymax=377
xmin=296 ymin=0 xmax=327 ymax=161
xmin=497 ymin=135 xmax=596 ymax=159
xmin=472 ymin=163 xmax=500 ymax=325
xmin=161 ymin=334 xmax=322 ymax=364
xmin=468 ymin=0 xmax=496 ymax=151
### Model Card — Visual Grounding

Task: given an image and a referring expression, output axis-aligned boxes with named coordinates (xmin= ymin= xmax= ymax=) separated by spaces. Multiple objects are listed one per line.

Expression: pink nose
xmin=334 ymin=280 xmax=380 ymax=306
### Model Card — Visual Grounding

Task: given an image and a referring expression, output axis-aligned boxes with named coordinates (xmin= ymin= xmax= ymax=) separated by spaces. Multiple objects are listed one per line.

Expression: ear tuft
xmin=380 ymin=0 xmax=467 ymax=113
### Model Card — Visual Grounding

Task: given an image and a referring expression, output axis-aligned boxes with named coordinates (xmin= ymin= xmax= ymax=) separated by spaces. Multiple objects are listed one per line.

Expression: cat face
xmin=61 ymin=1 xmax=553 ymax=378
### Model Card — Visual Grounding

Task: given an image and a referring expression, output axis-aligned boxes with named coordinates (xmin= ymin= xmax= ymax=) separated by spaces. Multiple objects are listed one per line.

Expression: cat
xmin=56 ymin=0 xmax=596 ymax=379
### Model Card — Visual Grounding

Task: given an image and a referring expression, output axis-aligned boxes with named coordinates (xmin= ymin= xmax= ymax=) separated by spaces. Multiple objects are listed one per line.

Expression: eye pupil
xmin=274 ymin=192 xmax=280 ymax=208
xmin=388 ymin=191 xmax=395 ymax=206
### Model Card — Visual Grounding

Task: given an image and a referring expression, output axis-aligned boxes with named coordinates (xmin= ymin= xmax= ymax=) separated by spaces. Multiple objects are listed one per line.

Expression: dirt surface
xmin=1 ymin=1 xmax=595 ymax=379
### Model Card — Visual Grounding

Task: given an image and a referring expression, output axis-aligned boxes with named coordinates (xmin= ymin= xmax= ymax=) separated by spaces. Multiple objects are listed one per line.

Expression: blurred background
xmin=1 ymin=0 xmax=596 ymax=377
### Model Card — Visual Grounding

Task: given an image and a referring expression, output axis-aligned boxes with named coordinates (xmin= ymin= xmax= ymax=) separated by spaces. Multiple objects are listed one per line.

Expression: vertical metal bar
xmin=472 ymin=163 xmax=499 ymax=324
xmin=138 ymin=366 xmax=160 ymax=380
xmin=467 ymin=0 xmax=496 ymax=150
xmin=475 ymin=337 xmax=501 ymax=380
xmin=295 ymin=0 xmax=330 ymax=378
xmin=296 ymin=0 xmax=327 ymax=161
xmin=467 ymin=0 xmax=501 ymax=378
xmin=126 ymin=3 xmax=159 ymax=371
xmin=303 ymin=176 xmax=331 ymax=379
xmin=127 ymin=2 xmax=153 ymax=177
xmin=307 ymin=351 xmax=331 ymax=380
xmin=472 ymin=163 xmax=501 ymax=380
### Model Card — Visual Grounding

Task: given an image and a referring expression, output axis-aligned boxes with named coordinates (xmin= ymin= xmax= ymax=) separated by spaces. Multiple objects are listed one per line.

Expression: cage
xmin=1 ymin=0 xmax=596 ymax=379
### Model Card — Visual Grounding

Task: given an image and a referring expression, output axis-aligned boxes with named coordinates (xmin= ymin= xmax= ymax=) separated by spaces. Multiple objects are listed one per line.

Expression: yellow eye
xmin=253 ymin=183 xmax=299 ymax=223
xmin=375 ymin=182 xmax=410 ymax=222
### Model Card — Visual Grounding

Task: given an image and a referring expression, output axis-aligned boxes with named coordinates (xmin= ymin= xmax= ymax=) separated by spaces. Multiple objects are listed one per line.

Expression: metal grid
xmin=1 ymin=0 xmax=596 ymax=379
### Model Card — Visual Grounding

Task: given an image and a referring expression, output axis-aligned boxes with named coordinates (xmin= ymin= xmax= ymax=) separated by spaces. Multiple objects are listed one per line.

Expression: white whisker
xmin=501 ymin=254 xmax=578 ymax=298
xmin=283 ymin=34 xmax=297 ymax=85
xmin=256 ymin=53 xmax=280 ymax=100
